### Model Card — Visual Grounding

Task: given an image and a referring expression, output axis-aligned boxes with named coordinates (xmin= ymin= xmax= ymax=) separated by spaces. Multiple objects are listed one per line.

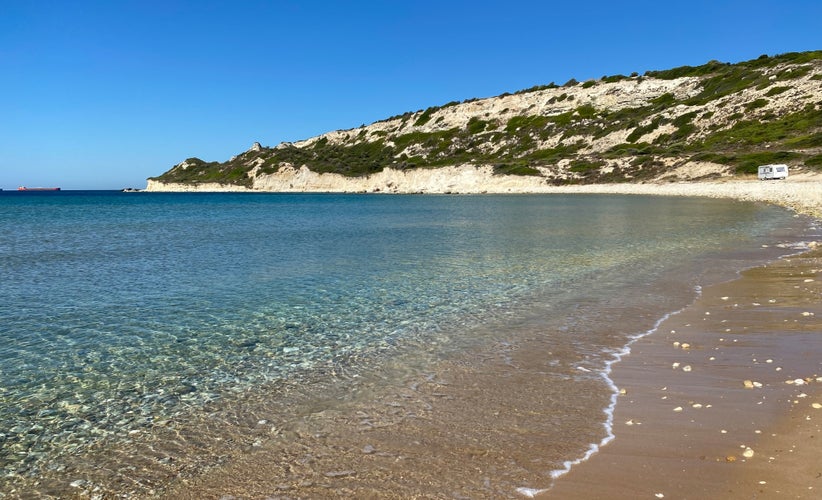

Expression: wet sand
xmin=153 ymin=249 xmax=822 ymax=499
xmin=545 ymin=245 xmax=822 ymax=499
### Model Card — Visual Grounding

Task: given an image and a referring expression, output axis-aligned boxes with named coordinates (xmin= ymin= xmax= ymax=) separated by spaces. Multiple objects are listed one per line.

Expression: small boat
xmin=18 ymin=186 xmax=61 ymax=191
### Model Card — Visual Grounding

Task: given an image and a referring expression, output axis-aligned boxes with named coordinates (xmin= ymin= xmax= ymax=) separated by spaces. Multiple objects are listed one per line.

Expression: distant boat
xmin=18 ymin=186 xmax=61 ymax=191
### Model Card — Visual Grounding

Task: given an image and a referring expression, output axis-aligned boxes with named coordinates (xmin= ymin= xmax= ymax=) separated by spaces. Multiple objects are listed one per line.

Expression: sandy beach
xmin=543 ymin=245 xmax=822 ymax=499
xmin=541 ymin=174 xmax=822 ymax=499
xmin=546 ymin=172 xmax=822 ymax=220
xmin=148 ymin=175 xmax=822 ymax=499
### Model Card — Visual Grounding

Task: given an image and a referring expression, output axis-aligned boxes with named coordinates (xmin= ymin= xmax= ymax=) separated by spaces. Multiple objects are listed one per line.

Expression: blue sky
xmin=1 ymin=1 xmax=820 ymax=189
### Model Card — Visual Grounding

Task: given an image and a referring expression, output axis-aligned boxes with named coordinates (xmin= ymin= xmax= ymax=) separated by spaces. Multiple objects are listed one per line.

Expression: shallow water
xmin=0 ymin=191 xmax=815 ymax=496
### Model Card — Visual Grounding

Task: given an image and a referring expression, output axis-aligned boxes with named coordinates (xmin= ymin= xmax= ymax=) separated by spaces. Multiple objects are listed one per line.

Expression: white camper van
xmin=758 ymin=164 xmax=789 ymax=180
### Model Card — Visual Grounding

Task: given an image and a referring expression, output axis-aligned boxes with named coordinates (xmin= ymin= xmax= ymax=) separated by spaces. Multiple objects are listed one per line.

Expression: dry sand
xmin=543 ymin=246 xmax=822 ymax=499
xmin=539 ymin=174 xmax=822 ymax=499
xmin=148 ymin=169 xmax=822 ymax=223
xmin=545 ymin=172 xmax=822 ymax=220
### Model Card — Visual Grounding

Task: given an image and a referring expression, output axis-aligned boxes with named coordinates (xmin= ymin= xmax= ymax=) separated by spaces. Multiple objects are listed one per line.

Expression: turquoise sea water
xmin=0 ymin=191 xmax=815 ymax=495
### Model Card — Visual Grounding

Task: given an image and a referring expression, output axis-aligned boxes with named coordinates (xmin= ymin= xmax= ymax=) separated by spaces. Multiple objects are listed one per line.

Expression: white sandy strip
xmin=543 ymin=174 xmax=822 ymax=219
xmin=148 ymin=170 xmax=822 ymax=219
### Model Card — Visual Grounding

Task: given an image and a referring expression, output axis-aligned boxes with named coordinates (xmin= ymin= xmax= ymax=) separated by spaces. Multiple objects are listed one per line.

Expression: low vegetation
xmin=151 ymin=51 xmax=822 ymax=186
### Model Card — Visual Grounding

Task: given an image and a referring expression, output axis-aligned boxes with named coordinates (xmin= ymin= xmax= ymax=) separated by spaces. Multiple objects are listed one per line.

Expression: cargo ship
xmin=17 ymin=186 xmax=61 ymax=191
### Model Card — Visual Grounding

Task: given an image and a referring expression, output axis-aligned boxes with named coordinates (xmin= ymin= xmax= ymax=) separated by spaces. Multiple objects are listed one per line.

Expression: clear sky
xmin=1 ymin=0 xmax=820 ymax=190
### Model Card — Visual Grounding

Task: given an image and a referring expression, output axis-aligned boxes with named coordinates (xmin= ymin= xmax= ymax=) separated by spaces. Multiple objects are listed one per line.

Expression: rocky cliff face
xmin=148 ymin=51 xmax=822 ymax=192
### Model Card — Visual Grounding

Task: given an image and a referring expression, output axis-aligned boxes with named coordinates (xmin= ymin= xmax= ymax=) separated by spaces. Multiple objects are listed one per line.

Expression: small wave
xmin=775 ymin=241 xmax=812 ymax=250
xmin=515 ymin=288 xmax=702 ymax=496
xmin=515 ymin=486 xmax=550 ymax=498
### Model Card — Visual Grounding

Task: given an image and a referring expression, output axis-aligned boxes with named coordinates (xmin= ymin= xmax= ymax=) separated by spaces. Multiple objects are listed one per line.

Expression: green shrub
xmin=568 ymin=158 xmax=605 ymax=172
xmin=513 ymin=83 xmax=559 ymax=95
xmin=745 ymin=98 xmax=769 ymax=110
xmin=626 ymin=117 xmax=662 ymax=143
xmin=689 ymin=152 xmax=734 ymax=164
xmin=525 ymin=143 xmax=583 ymax=164
xmin=393 ymin=129 xmax=459 ymax=150
xmin=493 ymin=163 xmax=541 ymax=176
xmin=776 ymin=66 xmax=812 ymax=80
xmin=765 ymin=86 xmax=791 ymax=97
xmin=505 ymin=115 xmax=550 ymax=133
xmin=645 ymin=60 xmax=727 ymax=79
xmin=576 ymin=104 xmax=598 ymax=119
xmin=602 ymin=74 xmax=628 ymax=83
xmin=785 ymin=132 xmax=822 ymax=148
xmin=414 ymin=107 xmax=437 ymax=126
xmin=696 ymin=104 xmax=822 ymax=149
xmin=467 ymin=117 xmax=489 ymax=134
xmin=804 ymin=154 xmax=822 ymax=168
xmin=686 ymin=67 xmax=768 ymax=105
xmin=731 ymin=151 xmax=802 ymax=174
xmin=672 ymin=112 xmax=697 ymax=127
xmin=546 ymin=111 xmax=574 ymax=126
xmin=651 ymin=93 xmax=678 ymax=108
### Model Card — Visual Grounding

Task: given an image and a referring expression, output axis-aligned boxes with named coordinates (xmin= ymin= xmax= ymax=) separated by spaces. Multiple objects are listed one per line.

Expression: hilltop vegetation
xmin=151 ymin=51 xmax=822 ymax=188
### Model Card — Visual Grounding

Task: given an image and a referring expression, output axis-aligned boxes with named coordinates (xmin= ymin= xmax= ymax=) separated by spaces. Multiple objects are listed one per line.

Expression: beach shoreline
xmin=542 ymin=244 xmax=822 ymax=499
xmin=155 ymin=237 xmax=822 ymax=500
xmin=540 ymin=176 xmax=822 ymax=498
xmin=545 ymin=172 xmax=822 ymax=220
xmin=147 ymin=178 xmax=822 ymax=499
xmin=11 ymin=179 xmax=816 ymax=498
xmin=146 ymin=170 xmax=822 ymax=221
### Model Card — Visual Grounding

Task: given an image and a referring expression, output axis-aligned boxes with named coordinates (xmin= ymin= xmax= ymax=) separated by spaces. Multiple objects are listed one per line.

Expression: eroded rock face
xmin=148 ymin=53 xmax=822 ymax=189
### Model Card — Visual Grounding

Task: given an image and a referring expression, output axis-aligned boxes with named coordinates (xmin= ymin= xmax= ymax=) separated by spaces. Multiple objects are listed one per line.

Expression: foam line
xmin=515 ymin=288 xmax=702 ymax=497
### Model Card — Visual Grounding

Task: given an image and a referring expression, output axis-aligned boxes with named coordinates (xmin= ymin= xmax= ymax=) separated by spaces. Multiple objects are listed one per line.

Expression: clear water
xmin=0 ymin=191 xmax=813 ymax=494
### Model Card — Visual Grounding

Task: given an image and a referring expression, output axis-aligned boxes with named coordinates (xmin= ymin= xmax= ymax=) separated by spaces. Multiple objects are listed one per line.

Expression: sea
xmin=0 ymin=190 xmax=817 ymax=497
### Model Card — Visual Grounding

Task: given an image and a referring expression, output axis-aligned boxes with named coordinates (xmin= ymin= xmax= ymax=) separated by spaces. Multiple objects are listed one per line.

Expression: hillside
xmin=148 ymin=51 xmax=822 ymax=192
